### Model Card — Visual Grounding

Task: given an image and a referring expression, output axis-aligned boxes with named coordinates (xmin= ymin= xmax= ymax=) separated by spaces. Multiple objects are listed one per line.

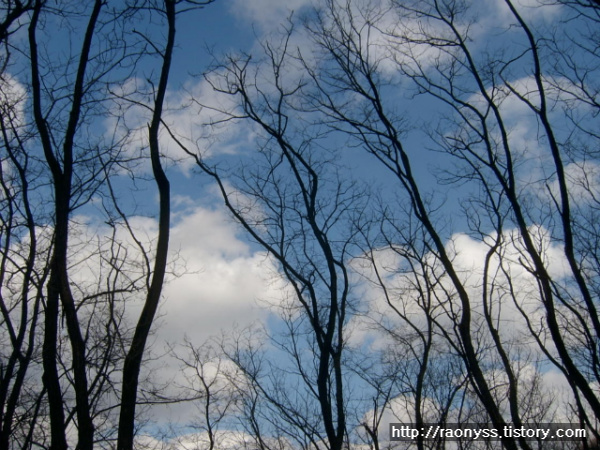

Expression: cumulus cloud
xmin=543 ymin=160 xmax=600 ymax=206
xmin=138 ymin=430 xmax=296 ymax=450
xmin=62 ymin=203 xmax=284 ymax=345
xmin=346 ymin=224 xmax=577 ymax=423
xmin=229 ymin=0 xmax=313 ymax=33
xmin=466 ymin=76 xmax=600 ymax=206
xmin=28 ymin=196 xmax=289 ymax=435
xmin=462 ymin=76 xmax=547 ymax=160
xmin=454 ymin=74 xmax=595 ymax=204
xmin=341 ymin=218 xmax=595 ymax=449
xmin=105 ymin=76 xmax=258 ymax=176
xmin=159 ymin=204 xmax=285 ymax=345
xmin=358 ymin=226 xmax=570 ymax=345
xmin=361 ymin=0 xmax=560 ymax=81
xmin=488 ymin=0 xmax=563 ymax=26
xmin=0 ymin=73 xmax=26 ymax=130
xmin=357 ymin=362 xmax=568 ymax=448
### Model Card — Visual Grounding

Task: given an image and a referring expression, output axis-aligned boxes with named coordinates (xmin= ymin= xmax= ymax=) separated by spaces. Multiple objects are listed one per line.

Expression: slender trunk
xmin=29 ymin=3 xmax=67 ymax=448
xmin=0 ymin=135 xmax=42 ymax=448
xmin=117 ymin=2 xmax=174 ymax=448
xmin=30 ymin=0 xmax=104 ymax=447
xmin=55 ymin=2 xmax=104 ymax=448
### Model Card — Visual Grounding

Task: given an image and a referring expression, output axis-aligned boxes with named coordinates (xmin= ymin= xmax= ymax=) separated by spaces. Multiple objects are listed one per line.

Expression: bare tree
xmin=0 ymin=61 xmax=49 ymax=449
xmin=171 ymin=29 xmax=376 ymax=448
xmin=0 ymin=0 xmax=213 ymax=448
xmin=169 ymin=338 xmax=241 ymax=450
xmin=3 ymin=0 xmax=598 ymax=448
xmin=299 ymin=0 xmax=600 ymax=446
xmin=115 ymin=0 xmax=175 ymax=446
xmin=176 ymin=1 xmax=600 ymax=449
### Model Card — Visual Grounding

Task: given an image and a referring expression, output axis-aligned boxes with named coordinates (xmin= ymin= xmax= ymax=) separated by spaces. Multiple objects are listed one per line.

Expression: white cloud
xmin=22 ymin=199 xmax=289 ymax=435
xmin=345 ymin=223 xmax=588 ymax=444
xmin=124 ymin=202 xmax=291 ymax=428
xmin=159 ymin=204 xmax=287 ymax=344
xmin=138 ymin=429 xmax=297 ymax=450
xmin=229 ymin=0 xmax=314 ymax=33
xmin=462 ymin=76 xmax=547 ymax=162
xmin=358 ymin=365 xmax=572 ymax=447
xmin=160 ymin=78 xmax=259 ymax=170
xmin=488 ymin=0 xmax=563 ymax=26
xmin=458 ymin=75 xmax=591 ymax=201
xmin=0 ymin=73 xmax=26 ymax=130
xmin=105 ymin=76 xmax=258 ymax=176
xmin=349 ymin=225 xmax=574 ymax=383
xmin=545 ymin=160 xmax=600 ymax=206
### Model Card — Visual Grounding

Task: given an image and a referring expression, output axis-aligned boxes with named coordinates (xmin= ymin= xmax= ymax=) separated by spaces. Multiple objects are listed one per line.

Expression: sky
xmin=121 ymin=0 xmax=383 ymax=354
xmin=120 ymin=0 xmax=582 ymax=440
xmin=103 ymin=0 xmax=588 ymax=441
xmin=5 ymin=0 xmax=597 ymax=447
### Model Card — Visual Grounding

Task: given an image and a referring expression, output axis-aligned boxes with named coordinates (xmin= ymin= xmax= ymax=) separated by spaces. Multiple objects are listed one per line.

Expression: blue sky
xmin=6 ymin=0 xmax=597 ymax=446
xmin=134 ymin=0 xmax=584 ymax=438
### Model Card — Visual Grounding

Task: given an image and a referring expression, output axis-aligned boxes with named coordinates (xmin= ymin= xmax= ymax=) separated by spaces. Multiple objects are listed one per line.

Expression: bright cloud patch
xmin=230 ymin=0 xmax=313 ymax=32
xmin=160 ymin=204 xmax=283 ymax=345
xmin=105 ymin=77 xmax=257 ymax=176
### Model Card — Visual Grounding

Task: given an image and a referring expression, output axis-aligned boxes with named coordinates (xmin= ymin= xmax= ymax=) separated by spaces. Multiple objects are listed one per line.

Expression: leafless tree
xmin=171 ymin=28 xmax=378 ymax=448
xmin=168 ymin=337 xmax=243 ymax=450
xmin=176 ymin=1 xmax=600 ymax=449
xmin=297 ymin=0 xmax=600 ymax=447
xmin=0 ymin=65 xmax=49 ymax=450
xmin=0 ymin=0 xmax=213 ymax=448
